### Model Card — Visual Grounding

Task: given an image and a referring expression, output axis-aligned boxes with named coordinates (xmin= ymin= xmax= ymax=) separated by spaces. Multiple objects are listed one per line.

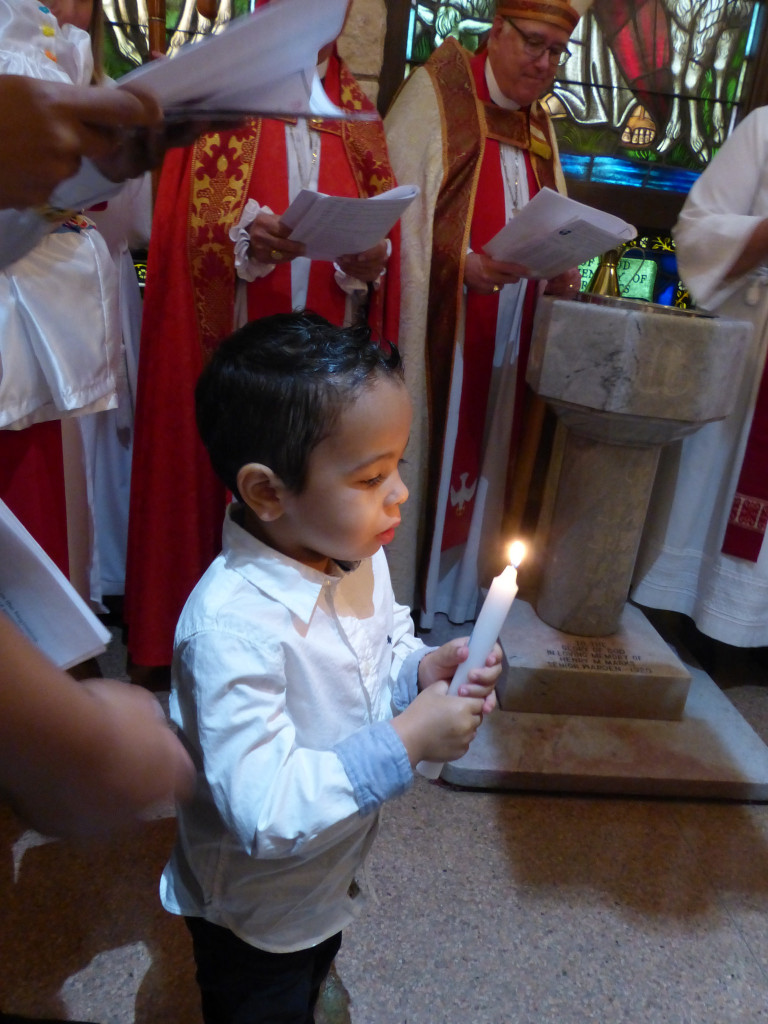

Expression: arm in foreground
xmin=0 ymin=613 xmax=194 ymax=838
xmin=674 ymin=108 xmax=768 ymax=308
xmin=0 ymin=76 xmax=162 ymax=209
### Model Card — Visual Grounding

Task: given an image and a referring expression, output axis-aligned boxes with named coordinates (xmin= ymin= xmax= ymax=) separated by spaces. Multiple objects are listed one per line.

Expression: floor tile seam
xmin=711 ymin=898 xmax=768 ymax=989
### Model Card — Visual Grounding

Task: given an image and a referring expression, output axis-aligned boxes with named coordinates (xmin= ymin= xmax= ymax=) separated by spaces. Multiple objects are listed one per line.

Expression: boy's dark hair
xmin=195 ymin=311 xmax=404 ymax=498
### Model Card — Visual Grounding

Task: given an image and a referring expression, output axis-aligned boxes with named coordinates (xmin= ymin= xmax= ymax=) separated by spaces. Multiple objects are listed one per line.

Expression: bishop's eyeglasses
xmin=505 ymin=19 xmax=572 ymax=66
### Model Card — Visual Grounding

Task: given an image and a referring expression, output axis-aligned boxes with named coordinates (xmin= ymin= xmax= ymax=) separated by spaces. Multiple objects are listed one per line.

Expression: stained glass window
xmin=102 ymin=0 xmax=252 ymax=77
xmin=578 ymin=236 xmax=690 ymax=306
xmin=401 ymin=0 xmax=764 ymax=308
xmin=404 ymin=1 xmax=764 ymax=184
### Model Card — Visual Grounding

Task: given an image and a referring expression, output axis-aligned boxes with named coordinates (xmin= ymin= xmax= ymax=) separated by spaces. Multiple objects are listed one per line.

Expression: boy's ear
xmin=237 ymin=463 xmax=287 ymax=522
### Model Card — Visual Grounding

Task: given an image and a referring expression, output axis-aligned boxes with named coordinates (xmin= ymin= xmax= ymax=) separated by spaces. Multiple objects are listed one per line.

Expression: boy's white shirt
xmin=161 ymin=504 xmax=427 ymax=953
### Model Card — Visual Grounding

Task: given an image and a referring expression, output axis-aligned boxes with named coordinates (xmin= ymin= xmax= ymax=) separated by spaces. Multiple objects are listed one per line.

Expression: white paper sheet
xmin=116 ymin=0 xmax=354 ymax=119
xmin=483 ymin=187 xmax=637 ymax=279
xmin=0 ymin=500 xmax=110 ymax=669
xmin=280 ymin=184 xmax=420 ymax=261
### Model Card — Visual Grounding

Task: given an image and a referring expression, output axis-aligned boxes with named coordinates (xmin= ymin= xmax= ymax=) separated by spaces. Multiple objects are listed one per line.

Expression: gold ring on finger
xmin=270 ymin=248 xmax=282 ymax=262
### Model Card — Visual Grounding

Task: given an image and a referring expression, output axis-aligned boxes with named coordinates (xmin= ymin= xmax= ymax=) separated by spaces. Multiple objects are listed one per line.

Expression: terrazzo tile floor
xmin=4 ymin=608 xmax=768 ymax=1024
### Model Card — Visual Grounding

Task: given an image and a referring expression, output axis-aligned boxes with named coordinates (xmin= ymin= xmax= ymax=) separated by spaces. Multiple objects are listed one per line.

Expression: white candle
xmin=418 ymin=541 xmax=526 ymax=780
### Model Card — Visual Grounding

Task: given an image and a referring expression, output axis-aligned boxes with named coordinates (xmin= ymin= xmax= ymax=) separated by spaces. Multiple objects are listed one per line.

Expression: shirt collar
xmin=222 ymin=504 xmax=350 ymax=625
xmin=485 ymin=59 xmax=521 ymax=110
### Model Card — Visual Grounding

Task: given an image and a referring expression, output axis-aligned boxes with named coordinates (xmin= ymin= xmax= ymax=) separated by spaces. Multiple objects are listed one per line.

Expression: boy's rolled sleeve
xmin=334 ymin=720 xmax=413 ymax=817
xmin=391 ymin=645 xmax=435 ymax=712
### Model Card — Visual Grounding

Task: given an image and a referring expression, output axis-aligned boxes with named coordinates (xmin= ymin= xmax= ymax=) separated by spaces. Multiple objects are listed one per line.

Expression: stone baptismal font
xmin=440 ymin=293 xmax=768 ymax=799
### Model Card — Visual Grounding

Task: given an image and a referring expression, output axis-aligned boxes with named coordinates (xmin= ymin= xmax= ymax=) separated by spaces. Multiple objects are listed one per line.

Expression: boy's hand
xmin=390 ymin=641 xmax=503 ymax=767
xmin=390 ymin=683 xmax=486 ymax=767
xmin=418 ymin=638 xmax=501 ymax=713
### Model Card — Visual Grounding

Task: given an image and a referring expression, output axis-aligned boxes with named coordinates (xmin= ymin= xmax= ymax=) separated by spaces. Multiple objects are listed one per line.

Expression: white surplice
xmin=0 ymin=0 xmax=131 ymax=608
xmin=77 ymin=174 xmax=152 ymax=603
xmin=631 ymin=106 xmax=768 ymax=646
xmin=0 ymin=0 xmax=120 ymax=430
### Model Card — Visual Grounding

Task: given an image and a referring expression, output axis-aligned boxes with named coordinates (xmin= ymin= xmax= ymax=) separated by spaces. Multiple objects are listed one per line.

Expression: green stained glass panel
xmin=577 ymin=255 xmax=657 ymax=301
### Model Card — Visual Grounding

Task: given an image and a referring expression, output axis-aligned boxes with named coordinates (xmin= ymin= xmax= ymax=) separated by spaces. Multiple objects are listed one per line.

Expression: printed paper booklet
xmin=117 ymin=0 xmax=359 ymax=121
xmin=0 ymin=500 xmax=110 ymax=669
xmin=483 ymin=187 xmax=637 ymax=279
xmin=280 ymin=184 xmax=420 ymax=261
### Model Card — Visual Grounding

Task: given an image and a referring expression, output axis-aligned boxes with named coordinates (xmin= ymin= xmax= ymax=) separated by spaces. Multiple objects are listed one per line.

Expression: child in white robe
xmin=0 ymin=0 xmax=148 ymax=609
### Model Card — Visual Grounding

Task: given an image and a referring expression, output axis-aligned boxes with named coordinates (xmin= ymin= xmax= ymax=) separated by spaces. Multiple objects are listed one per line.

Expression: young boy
xmin=160 ymin=311 xmax=501 ymax=1024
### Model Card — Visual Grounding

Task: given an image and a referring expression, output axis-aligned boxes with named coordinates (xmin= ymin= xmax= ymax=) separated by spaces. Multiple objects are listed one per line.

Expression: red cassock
xmin=439 ymin=50 xmax=539 ymax=554
xmin=0 ymin=423 xmax=69 ymax=575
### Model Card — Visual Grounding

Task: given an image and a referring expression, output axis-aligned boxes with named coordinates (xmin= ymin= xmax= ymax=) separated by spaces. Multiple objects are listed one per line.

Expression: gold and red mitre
xmin=495 ymin=0 xmax=592 ymax=34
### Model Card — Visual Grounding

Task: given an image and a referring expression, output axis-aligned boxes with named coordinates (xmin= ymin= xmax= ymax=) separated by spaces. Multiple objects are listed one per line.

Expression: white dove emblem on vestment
xmin=450 ymin=472 xmax=477 ymax=514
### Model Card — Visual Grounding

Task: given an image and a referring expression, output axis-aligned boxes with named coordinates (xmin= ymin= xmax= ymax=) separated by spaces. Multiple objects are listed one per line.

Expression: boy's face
xmin=276 ymin=376 xmax=411 ymax=572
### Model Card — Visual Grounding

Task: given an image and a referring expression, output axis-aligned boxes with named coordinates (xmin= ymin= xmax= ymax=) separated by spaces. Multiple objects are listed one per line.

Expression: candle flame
xmin=508 ymin=540 xmax=526 ymax=567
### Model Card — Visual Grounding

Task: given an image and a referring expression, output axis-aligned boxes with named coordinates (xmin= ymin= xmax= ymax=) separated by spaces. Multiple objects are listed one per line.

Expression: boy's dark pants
xmin=185 ymin=916 xmax=342 ymax=1024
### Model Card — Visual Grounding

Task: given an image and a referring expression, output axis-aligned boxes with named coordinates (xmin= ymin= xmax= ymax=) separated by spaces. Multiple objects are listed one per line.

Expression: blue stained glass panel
xmin=559 ymin=154 xmax=700 ymax=194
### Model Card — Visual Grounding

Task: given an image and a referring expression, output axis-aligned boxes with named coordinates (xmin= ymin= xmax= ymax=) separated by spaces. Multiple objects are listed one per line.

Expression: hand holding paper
xmin=464 ymin=250 xmax=528 ymax=294
xmin=249 ymin=210 xmax=307 ymax=265
xmin=0 ymin=499 xmax=110 ymax=669
xmin=336 ymin=239 xmax=391 ymax=283
xmin=280 ymin=184 xmax=420 ymax=262
xmin=483 ymin=187 xmax=637 ymax=280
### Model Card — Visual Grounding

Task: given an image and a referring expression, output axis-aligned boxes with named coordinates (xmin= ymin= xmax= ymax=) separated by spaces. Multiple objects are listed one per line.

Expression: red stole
xmin=184 ymin=51 xmax=398 ymax=356
xmin=417 ymin=40 xmax=561 ymax=589
xmin=438 ymin=51 xmax=541 ymax=553
xmin=721 ymin=369 xmax=768 ymax=561
xmin=125 ymin=136 xmax=231 ymax=665
xmin=243 ymin=119 xmax=356 ymax=327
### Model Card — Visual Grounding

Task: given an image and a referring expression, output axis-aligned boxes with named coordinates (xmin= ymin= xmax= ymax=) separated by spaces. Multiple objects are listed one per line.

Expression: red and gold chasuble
xmin=184 ymin=52 xmax=399 ymax=357
xmin=125 ymin=52 xmax=399 ymax=667
xmin=421 ymin=40 xmax=561 ymax=568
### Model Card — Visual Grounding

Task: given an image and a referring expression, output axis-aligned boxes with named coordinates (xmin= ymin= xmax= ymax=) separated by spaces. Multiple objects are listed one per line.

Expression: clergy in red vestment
xmin=125 ymin=35 xmax=400 ymax=668
xmin=384 ymin=0 xmax=585 ymax=626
